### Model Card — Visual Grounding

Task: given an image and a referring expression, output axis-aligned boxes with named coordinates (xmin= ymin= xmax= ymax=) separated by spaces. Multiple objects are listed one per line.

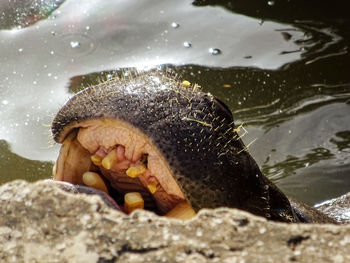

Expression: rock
xmin=316 ymin=192 xmax=350 ymax=224
xmin=0 ymin=180 xmax=349 ymax=263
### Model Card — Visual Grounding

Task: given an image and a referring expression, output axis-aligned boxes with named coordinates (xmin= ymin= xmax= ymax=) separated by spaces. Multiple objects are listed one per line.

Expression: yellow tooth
xmin=101 ymin=149 xmax=118 ymax=170
xmin=91 ymin=154 xmax=103 ymax=166
xmin=165 ymin=201 xmax=196 ymax=220
xmin=124 ymin=192 xmax=144 ymax=213
xmin=147 ymin=181 xmax=159 ymax=194
xmin=126 ymin=164 xmax=147 ymax=178
xmin=82 ymin=172 xmax=108 ymax=194
xmin=52 ymin=162 xmax=57 ymax=177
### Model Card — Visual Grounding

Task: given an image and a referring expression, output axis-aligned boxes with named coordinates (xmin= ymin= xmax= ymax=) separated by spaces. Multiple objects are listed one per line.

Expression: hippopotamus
xmin=51 ymin=70 xmax=336 ymax=223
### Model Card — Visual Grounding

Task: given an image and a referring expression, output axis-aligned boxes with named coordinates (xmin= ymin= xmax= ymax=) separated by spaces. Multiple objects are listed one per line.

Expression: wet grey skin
xmin=51 ymin=70 xmax=335 ymax=223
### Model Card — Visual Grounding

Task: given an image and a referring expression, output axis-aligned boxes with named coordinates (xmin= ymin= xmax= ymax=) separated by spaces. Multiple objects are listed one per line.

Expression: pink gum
xmin=116 ymin=145 xmax=126 ymax=161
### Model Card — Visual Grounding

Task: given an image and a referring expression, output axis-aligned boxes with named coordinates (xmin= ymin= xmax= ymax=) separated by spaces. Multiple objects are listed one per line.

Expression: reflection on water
xmin=0 ymin=140 xmax=52 ymax=184
xmin=0 ymin=0 xmax=65 ymax=29
xmin=263 ymin=147 xmax=335 ymax=182
xmin=330 ymin=131 xmax=350 ymax=152
xmin=0 ymin=0 xmax=349 ymax=205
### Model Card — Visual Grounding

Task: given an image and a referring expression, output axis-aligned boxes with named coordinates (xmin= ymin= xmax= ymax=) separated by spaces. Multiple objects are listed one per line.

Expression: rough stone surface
xmin=316 ymin=192 xmax=350 ymax=224
xmin=1 ymin=180 xmax=349 ymax=263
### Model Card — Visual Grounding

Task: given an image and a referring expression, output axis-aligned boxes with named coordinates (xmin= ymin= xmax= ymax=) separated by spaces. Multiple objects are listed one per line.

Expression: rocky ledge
xmin=0 ymin=180 xmax=349 ymax=263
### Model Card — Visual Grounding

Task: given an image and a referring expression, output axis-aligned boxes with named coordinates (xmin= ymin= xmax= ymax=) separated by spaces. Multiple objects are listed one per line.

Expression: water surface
xmin=0 ymin=0 xmax=349 ymax=205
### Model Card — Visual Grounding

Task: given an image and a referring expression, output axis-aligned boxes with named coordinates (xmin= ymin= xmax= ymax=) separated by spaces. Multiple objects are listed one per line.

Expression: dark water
xmin=0 ymin=0 xmax=349 ymax=205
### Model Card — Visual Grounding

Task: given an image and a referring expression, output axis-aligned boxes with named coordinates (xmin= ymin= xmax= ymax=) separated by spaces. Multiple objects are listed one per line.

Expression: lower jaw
xmin=50 ymin=179 xmax=196 ymax=220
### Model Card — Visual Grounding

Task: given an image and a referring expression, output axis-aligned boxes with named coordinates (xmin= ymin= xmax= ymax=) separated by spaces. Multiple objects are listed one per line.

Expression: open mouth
xmin=53 ymin=118 xmax=196 ymax=220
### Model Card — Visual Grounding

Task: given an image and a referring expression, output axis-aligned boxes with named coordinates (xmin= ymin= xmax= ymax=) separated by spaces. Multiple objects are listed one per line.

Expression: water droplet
xmin=53 ymin=34 xmax=96 ymax=57
xmin=267 ymin=1 xmax=275 ymax=6
xmin=50 ymin=51 xmax=55 ymax=55
xmin=33 ymin=80 xmax=37 ymax=85
xmin=85 ymin=26 xmax=90 ymax=30
xmin=48 ymin=73 xmax=52 ymax=77
xmin=209 ymin=48 xmax=221 ymax=55
xmin=183 ymin=41 xmax=191 ymax=48
xmin=51 ymin=31 xmax=56 ymax=36
xmin=18 ymin=48 xmax=23 ymax=52
xmin=171 ymin=22 xmax=179 ymax=28
xmin=70 ymin=41 xmax=80 ymax=48
xmin=2 ymin=100 xmax=9 ymax=105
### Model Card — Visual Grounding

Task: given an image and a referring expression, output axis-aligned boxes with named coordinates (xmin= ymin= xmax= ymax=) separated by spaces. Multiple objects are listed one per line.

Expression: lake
xmin=0 ymin=0 xmax=349 ymax=205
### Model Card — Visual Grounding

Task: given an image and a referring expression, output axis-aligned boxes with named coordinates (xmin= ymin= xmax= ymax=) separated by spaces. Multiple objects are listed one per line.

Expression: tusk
xmin=82 ymin=171 xmax=108 ymax=194
xmin=165 ymin=201 xmax=196 ymax=220
xmin=101 ymin=149 xmax=118 ymax=170
xmin=124 ymin=192 xmax=145 ymax=213
xmin=126 ymin=164 xmax=147 ymax=178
